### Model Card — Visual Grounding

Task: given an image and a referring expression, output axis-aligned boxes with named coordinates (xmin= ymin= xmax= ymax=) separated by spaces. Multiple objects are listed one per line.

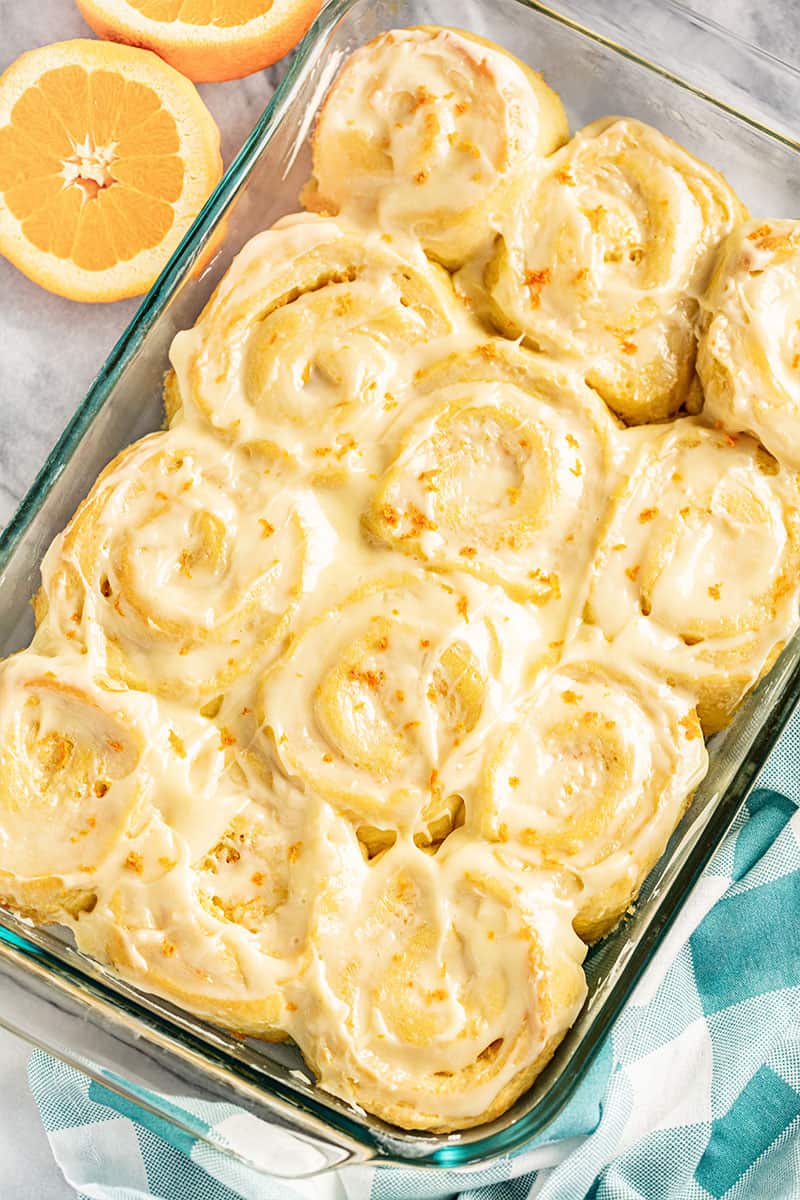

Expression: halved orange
xmin=0 ymin=39 xmax=222 ymax=302
xmin=74 ymin=0 xmax=323 ymax=83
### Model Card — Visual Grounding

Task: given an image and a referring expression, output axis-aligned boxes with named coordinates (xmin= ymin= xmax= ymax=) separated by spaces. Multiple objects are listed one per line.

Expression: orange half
xmin=74 ymin=0 xmax=323 ymax=83
xmin=0 ymin=39 xmax=222 ymax=302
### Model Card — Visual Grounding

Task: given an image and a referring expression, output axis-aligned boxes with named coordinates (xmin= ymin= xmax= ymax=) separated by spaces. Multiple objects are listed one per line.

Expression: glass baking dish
xmin=2 ymin=0 xmax=800 ymax=1179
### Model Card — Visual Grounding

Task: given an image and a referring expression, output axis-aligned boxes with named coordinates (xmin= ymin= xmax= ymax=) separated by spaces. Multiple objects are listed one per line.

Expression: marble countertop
xmin=0 ymin=0 xmax=797 ymax=1195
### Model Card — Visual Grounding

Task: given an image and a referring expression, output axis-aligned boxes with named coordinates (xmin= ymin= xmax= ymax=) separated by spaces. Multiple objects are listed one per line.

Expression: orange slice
xmin=74 ymin=0 xmax=324 ymax=83
xmin=0 ymin=39 xmax=222 ymax=302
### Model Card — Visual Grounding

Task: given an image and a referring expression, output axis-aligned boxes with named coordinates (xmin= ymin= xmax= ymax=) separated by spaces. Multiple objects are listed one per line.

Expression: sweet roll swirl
xmin=304 ymin=26 xmax=568 ymax=268
xmin=38 ymin=427 xmax=330 ymax=699
xmin=169 ymin=213 xmax=462 ymax=478
xmin=364 ymin=340 xmax=616 ymax=635
xmin=0 ymin=653 xmax=155 ymax=920
xmin=585 ymin=419 xmax=800 ymax=732
xmin=259 ymin=575 xmax=534 ymax=851
xmin=485 ymin=118 xmax=746 ymax=422
xmin=74 ymin=770 xmax=364 ymax=1038
xmin=475 ymin=636 xmax=708 ymax=941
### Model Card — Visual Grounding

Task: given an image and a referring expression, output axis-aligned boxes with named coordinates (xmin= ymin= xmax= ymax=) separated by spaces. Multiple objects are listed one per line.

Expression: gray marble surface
xmin=0 ymin=1 xmax=797 ymax=1195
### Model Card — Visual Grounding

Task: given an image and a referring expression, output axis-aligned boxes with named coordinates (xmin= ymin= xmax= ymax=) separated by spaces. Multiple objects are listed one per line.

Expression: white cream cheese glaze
xmin=0 ymin=26 xmax=789 ymax=1134
xmin=10 ymin=205 xmax=606 ymax=1128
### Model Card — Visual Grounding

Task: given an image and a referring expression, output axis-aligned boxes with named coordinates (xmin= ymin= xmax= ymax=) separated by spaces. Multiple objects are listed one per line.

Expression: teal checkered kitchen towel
xmin=28 ymin=702 xmax=800 ymax=1200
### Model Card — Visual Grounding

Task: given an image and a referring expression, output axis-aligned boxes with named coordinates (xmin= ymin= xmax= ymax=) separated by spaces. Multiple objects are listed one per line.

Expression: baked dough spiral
xmin=304 ymin=26 xmax=568 ymax=268
xmin=38 ymin=428 xmax=330 ymax=700
xmin=486 ymin=118 xmax=747 ymax=423
xmin=364 ymin=341 xmax=616 ymax=630
xmin=698 ymin=219 xmax=800 ymax=471
xmin=259 ymin=575 xmax=533 ymax=852
xmin=169 ymin=213 xmax=461 ymax=478
xmin=291 ymin=838 xmax=587 ymax=1131
xmin=475 ymin=637 xmax=708 ymax=942
xmin=585 ymin=419 xmax=800 ymax=733
xmin=75 ymin=776 xmax=365 ymax=1038
xmin=0 ymin=652 xmax=155 ymax=921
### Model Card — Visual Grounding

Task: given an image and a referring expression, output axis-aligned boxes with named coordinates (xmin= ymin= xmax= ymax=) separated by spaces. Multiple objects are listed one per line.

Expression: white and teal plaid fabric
xmin=27 ymin=703 xmax=800 ymax=1200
